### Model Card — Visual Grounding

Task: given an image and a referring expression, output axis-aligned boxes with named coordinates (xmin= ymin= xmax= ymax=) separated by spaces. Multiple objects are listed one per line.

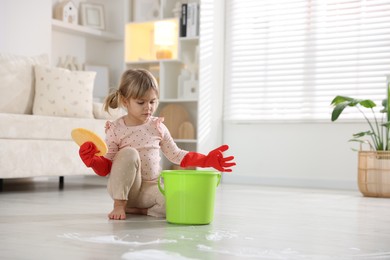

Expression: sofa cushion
xmin=93 ymin=102 xmax=124 ymax=120
xmin=0 ymin=139 xmax=93 ymax=178
xmin=33 ymin=65 xmax=96 ymax=118
xmin=0 ymin=113 xmax=106 ymax=140
xmin=0 ymin=53 xmax=49 ymax=114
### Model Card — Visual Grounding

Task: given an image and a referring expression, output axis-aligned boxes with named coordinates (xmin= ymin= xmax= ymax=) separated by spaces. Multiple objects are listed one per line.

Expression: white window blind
xmin=224 ymin=0 xmax=390 ymax=122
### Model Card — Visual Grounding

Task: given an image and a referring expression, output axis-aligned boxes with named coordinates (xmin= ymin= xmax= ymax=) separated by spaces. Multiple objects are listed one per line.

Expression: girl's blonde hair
xmin=103 ymin=69 xmax=159 ymax=112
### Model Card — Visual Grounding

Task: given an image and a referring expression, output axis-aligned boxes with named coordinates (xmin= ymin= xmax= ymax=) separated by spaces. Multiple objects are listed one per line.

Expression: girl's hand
xmin=79 ymin=142 xmax=99 ymax=167
xmin=204 ymin=145 xmax=236 ymax=172
xmin=180 ymin=145 xmax=236 ymax=172
xmin=78 ymin=141 xmax=112 ymax=177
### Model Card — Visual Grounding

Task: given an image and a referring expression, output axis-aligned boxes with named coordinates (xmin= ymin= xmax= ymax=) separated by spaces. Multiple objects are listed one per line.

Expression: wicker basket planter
xmin=358 ymin=151 xmax=390 ymax=198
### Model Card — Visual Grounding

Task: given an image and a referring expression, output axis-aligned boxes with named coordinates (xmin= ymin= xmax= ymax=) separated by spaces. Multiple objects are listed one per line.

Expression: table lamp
xmin=154 ymin=21 xmax=176 ymax=59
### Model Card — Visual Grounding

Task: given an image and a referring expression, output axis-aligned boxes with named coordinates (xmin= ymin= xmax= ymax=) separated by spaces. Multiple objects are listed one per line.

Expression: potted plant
xmin=330 ymin=77 xmax=390 ymax=197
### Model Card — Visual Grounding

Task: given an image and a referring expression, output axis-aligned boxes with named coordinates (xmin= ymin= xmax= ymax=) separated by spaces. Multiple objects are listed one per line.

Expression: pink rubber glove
xmin=79 ymin=142 xmax=112 ymax=177
xmin=180 ymin=145 xmax=236 ymax=172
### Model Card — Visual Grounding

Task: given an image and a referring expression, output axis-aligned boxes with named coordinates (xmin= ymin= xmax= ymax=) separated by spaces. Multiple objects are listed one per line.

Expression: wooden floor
xmin=0 ymin=176 xmax=389 ymax=259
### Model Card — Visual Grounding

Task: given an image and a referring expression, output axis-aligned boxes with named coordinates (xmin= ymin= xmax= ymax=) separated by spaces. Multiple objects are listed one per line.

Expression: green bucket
xmin=158 ymin=170 xmax=221 ymax=225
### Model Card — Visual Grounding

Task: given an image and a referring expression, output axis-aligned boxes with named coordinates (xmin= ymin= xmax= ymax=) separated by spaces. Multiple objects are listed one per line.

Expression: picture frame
xmin=80 ymin=3 xmax=105 ymax=30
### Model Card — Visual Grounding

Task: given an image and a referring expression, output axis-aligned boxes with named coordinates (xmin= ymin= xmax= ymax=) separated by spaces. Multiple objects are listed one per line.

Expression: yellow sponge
xmin=71 ymin=128 xmax=107 ymax=156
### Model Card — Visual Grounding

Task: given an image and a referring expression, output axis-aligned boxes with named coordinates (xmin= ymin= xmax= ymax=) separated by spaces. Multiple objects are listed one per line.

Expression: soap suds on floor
xmin=206 ymin=230 xmax=238 ymax=241
xmin=58 ymin=233 xmax=177 ymax=246
xmin=121 ymin=249 xmax=197 ymax=260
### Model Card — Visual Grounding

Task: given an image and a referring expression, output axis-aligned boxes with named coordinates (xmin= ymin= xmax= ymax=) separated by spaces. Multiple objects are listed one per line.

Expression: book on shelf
xmin=179 ymin=3 xmax=187 ymax=37
xmin=180 ymin=2 xmax=200 ymax=38
xmin=186 ymin=2 xmax=199 ymax=38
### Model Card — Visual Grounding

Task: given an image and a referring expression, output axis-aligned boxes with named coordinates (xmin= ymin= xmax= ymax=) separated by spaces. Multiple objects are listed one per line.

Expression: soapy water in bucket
xmin=158 ymin=170 xmax=221 ymax=225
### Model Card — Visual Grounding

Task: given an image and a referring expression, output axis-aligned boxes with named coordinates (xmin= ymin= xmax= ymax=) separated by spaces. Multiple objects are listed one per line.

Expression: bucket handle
xmin=158 ymin=172 xmax=222 ymax=196
xmin=216 ymin=173 xmax=221 ymax=186
xmin=158 ymin=174 xmax=165 ymax=196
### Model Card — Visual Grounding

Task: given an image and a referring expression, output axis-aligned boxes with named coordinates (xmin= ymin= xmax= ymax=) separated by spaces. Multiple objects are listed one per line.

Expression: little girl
xmin=79 ymin=69 xmax=235 ymax=220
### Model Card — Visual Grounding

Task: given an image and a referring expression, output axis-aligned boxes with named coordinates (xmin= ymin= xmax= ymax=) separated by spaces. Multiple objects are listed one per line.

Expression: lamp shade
xmin=154 ymin=21 xmax=176 ymax=46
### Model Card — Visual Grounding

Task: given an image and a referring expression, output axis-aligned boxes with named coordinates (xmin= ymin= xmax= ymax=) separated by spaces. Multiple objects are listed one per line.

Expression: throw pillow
xmin=33 ymin=65 xmax=96 ymax=118
xmin=0 ymin=53 xmax=49 ymax=114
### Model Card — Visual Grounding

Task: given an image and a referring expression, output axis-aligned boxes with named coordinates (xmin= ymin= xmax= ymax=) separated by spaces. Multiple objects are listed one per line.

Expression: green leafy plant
xmin=330 ymin=80 xmax=390 ymax=151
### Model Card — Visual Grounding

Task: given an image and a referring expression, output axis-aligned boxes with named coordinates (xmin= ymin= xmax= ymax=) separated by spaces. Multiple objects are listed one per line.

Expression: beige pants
xmin=107 ymin=147 xmax=165 ymax=217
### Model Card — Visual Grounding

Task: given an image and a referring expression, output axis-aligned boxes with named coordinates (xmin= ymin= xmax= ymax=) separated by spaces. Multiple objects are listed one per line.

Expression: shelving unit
xmin=50 ymin=0 xmax=126 ymax=93
xmin=51 ymin=19 xmax=122 ymax=41
xmin=125 ymin=0 xmax=200 ymax=169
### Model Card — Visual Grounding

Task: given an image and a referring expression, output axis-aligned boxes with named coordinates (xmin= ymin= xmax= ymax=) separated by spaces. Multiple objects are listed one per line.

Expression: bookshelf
xmin=125 ymin=0 xmax=200 ymax=169
xmin=51 ymin=0 xmax=126 ymax=93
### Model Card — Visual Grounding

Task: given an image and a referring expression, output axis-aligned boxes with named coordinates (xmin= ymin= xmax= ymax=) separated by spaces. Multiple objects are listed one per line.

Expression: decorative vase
xmin=358 ymin=151 xmax=390 ymax=198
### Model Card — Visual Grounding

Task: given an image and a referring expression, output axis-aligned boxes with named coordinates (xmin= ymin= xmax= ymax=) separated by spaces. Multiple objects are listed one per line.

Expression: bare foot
xmin=126 ymin=207 xmax=148 ymax=215
xmin=108 ymin=200 xmax=127 ymax=220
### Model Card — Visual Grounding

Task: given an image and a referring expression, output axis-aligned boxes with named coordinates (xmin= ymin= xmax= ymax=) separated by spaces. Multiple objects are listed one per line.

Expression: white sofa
xmin=0 ymin=53 xmax=117 ymax=190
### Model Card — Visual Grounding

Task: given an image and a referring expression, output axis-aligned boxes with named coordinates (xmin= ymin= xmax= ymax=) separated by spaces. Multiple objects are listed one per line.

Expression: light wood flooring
xmin=0 ymin=176 xmax=389 ymax=259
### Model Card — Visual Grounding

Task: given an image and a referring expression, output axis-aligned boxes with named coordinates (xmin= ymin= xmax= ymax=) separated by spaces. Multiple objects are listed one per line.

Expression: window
xmin=224 ymin=0 xmax=390 ymax=122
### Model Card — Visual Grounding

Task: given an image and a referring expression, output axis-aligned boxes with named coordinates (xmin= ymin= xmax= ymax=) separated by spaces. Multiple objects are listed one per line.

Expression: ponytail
xmin=103 ymin=89 xmax=120 ymax=113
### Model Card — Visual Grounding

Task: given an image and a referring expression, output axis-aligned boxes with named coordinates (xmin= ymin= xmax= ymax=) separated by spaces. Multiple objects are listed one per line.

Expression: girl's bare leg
xmin=108 ymin=200 xmax=127 ymax=220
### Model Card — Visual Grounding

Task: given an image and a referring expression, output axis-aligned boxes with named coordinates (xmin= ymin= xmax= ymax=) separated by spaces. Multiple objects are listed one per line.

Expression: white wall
xmin=0 ymin=0 xmax=51 ymax=56
xmin=222 ymin=121 xmax=367 ymax=190
xmin=197 ymin=0 xmax=225 ymax=153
